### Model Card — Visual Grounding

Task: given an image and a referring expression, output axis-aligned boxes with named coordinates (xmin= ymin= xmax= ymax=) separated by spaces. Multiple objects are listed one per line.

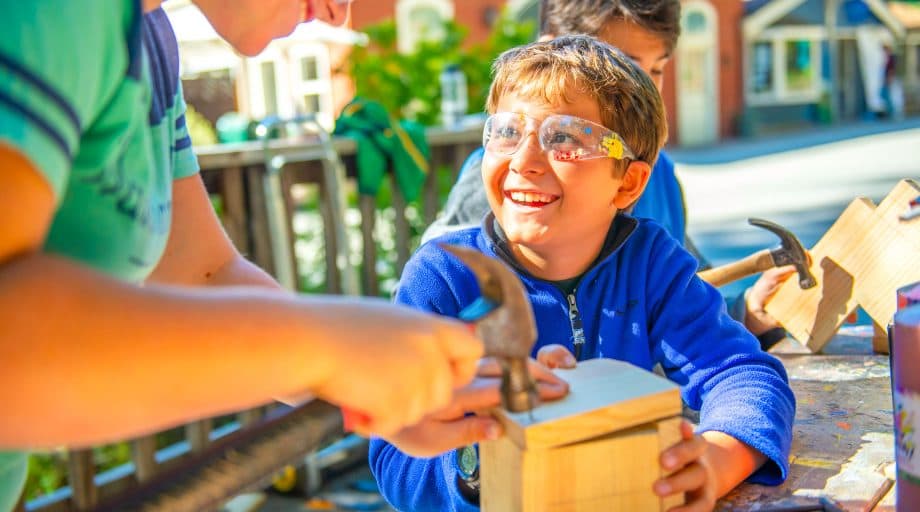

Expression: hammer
xmin=697 ymin=218 xmax=816 ymax=289
xmin=441 ymin=244 xmax=539 ymax=414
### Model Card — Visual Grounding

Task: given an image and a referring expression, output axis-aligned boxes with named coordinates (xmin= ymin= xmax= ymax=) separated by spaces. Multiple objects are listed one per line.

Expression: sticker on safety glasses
xmin=483 ymin=113 xmax=636 ymax=162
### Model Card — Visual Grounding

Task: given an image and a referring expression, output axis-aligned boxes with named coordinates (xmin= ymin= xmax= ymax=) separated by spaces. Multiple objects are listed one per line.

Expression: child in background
xmin=371 ymin=35 xmax=795 ymax=511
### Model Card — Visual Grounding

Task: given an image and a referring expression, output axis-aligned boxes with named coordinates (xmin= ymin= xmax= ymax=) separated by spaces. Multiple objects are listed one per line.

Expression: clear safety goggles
xmin=482 ymin=112 xmax=637 ymax=162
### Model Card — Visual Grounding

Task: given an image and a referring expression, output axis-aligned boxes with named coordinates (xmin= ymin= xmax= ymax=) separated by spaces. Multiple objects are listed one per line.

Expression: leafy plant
xmin=347 ymin=11 xmax=534 ymax=125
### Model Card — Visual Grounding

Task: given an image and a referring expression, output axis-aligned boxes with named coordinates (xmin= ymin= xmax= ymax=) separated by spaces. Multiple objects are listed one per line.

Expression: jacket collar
xmin=480 ymin=212 xmax=638 ymax=282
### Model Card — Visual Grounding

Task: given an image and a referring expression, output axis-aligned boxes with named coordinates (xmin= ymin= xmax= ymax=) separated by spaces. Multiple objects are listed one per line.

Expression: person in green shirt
xmin=0 ymin=1 xmax=494 ymax=508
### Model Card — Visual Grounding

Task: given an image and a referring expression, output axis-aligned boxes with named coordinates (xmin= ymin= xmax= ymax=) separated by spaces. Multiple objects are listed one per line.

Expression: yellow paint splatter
xmin=790 ymin=456 xmax=838 ymax=469
xmin=601 ymin=135 xmax=624 ymax=159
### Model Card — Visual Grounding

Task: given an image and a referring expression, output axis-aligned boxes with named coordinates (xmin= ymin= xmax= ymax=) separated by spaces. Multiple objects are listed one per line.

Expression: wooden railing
xmin=22 ymin=124 xmax=483 ymax=511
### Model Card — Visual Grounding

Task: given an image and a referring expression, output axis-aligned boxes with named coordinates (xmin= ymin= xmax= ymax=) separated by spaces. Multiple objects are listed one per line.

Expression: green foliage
xmin=186 ymin=104 xmax=218 ymax=146
xmin=348 ymin=12 xmax=534 ymax=125
xmin=25 ymin=443 xmax=131 ymax=501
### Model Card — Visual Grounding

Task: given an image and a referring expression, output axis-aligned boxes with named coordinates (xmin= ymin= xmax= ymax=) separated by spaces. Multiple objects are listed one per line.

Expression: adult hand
xmin=535 ymin=344 xmax=577 ymax=369
xmin=653 ymin=421 xmax=717 ymax=512
xmin=744 ymin=265 xmax=796 ymax=336
xmin=310 ymin=299 xmax=483 ymax=438
xmin=384 ymin=357 xmax=570 ymax=457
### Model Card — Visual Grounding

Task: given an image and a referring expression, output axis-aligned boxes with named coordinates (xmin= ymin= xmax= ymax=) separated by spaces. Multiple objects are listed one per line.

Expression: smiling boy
xmin=370 ymin=35 xmax=795 ymax=511
xmin=423 ymin=0 xmax=794 ymax=350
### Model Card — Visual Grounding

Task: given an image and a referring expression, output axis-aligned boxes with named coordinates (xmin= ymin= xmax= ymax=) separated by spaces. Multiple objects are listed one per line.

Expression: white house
xmin=164 ymin=1 xmax=368 ymax=131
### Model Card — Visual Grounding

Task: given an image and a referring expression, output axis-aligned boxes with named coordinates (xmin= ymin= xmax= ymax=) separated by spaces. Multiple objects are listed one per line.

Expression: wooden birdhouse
xmin=480 ymin=358 xmax=684 ymax=512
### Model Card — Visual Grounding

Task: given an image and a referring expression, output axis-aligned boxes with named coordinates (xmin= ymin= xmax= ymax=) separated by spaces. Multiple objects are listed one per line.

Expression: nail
xmin=564 ymin=355 xmax=577 ymax=366
xmin=654 ymin=481 xmax=671 ymax=495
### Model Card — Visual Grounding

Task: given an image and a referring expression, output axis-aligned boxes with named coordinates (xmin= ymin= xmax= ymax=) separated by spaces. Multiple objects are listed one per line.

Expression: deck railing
xmin=22 ymin=124 xmax=483 ymax=512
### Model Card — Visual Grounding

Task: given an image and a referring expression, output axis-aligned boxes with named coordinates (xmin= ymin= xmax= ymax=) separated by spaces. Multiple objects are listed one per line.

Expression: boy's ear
xmin=612 ymin=160 xmax=651 ymax=209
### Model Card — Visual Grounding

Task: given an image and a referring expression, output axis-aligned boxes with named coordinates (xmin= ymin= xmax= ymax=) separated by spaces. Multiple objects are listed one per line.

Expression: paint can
xmin=893 ymin=303 xmax=920 ymax=510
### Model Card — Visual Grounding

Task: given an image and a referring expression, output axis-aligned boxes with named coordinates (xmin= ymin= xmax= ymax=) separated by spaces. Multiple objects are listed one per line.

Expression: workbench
xmin=717 ymin=326 xmax=896 ymax=511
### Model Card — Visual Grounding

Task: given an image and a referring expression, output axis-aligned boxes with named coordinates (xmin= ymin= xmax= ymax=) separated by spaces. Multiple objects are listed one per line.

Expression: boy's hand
xmin=744 ymin=266 xmax=796 ymax=336
xmin=654 ymin=422 xmax=768 ymax=512
xmin=385 ymin=357 xmax=569 ymax=457
xmin=653 ymin=420 xmax=717 ymax=512
xmin=535 ymin=344 xmax=577 ymax=369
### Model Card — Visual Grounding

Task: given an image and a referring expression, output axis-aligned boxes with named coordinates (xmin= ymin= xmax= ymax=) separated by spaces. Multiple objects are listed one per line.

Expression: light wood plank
xmin=495 ymin=359 xmax=680 ymax=450
xmin=765 ymin=179 xmax=920 ymax=352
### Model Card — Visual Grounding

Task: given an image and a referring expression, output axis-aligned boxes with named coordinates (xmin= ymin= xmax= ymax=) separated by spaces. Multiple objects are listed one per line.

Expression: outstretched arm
xmin=0 ymin=147 xmax=482 ymax=449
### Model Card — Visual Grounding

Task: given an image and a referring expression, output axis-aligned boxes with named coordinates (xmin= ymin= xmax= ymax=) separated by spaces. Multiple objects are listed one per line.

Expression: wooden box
xmin=480 ymin=359 xmax=684 ymax=512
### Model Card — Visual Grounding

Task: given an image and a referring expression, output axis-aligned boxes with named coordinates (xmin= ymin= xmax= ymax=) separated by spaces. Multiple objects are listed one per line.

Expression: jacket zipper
xmin=567 ymin=292 xmax=586 ymax=360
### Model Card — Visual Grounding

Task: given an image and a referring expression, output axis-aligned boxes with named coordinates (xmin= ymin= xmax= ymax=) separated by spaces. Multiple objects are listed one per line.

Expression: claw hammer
xmin=697 ymin=218 xmax=816 ymax=290
xmin=441 ymin=244 xmax=539 ymax=413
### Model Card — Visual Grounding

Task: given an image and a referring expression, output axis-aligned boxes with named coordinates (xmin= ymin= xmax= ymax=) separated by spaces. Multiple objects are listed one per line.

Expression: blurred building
xmin=165 ymin=0 xmax=367 ymax=132
xmin=350 ymin=0 xmax=510 ymax=51
xmin=167 ymin=0 xmax=914 ymax=147
xmin=889 ymin=1 xmax=920 ymax=112
xmin=737 ymin=0 xmax=906 ymax=140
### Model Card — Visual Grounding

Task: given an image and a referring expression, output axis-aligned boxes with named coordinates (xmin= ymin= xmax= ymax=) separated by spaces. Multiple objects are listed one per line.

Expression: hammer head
xmin=439 ymin=244 xmax=537 ymax=359
xmin=749 ymin=218 xmax=816 ymax=289
xmin=440 ymin=244 xmax=538 ymax=413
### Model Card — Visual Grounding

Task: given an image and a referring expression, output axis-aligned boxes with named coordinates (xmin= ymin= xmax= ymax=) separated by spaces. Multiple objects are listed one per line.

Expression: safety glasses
xmin=482 ymin=112 xmax=637 ymax=162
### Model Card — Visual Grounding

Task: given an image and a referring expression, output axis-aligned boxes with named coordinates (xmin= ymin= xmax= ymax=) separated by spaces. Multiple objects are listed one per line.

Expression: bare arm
xmin=702 ymin=431 xmax=767 ymax=499
xmin=147 ymin=174 xmax=279 ymax=289
xmin=0 ymin=146 xmax=482 ymax=449
xmin=655 ymin=423 xmax=767 ymax=511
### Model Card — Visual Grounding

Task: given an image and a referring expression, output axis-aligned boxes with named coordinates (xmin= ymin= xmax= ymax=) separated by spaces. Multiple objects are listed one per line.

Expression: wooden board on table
xmin=717 ymin=354 xmax=894 ymax=511
xmin=765 ymin=179 xmax=920 ymax=353
xmin=494 ymin=358 xmax=681 ymax=450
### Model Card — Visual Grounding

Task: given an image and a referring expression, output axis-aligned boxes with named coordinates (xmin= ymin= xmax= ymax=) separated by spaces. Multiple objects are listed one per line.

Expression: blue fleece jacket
xmin=370 ymin=215 xmax=795 ymax=512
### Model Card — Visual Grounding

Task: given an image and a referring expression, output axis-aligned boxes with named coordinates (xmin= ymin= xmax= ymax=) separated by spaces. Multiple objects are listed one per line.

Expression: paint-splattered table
xmin=717 ymin=327 xmax=896 ymax=511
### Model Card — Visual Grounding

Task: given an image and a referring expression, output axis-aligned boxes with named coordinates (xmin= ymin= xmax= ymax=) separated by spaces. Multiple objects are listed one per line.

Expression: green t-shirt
xmin=0 ymin=452 xmax=27 ymax=512
xmin=0 ymin=2 xmax=199 ymax=508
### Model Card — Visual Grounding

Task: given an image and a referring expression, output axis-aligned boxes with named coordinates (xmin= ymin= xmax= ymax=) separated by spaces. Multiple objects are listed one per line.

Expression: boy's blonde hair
xmin=486 ymin=35 xmax=667 ymax=166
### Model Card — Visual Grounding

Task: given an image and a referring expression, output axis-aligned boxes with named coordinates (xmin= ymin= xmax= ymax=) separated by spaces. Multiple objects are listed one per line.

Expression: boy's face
xmin=598 ymin=20 xmax=670 ymax=92
xmin=482 ymin=92 xmax=646 ymax=261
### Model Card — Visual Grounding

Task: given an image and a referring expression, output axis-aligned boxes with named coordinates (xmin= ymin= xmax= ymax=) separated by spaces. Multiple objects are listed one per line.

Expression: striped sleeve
xmin=171 ymin=81 xmax=200 ymax=179
xmin=0 ymin=2 xmax=131 ymax=197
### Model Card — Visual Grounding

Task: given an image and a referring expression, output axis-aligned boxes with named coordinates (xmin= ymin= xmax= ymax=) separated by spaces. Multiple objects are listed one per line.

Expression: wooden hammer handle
xmin=697 ymin=249 xmax=774 ymax=288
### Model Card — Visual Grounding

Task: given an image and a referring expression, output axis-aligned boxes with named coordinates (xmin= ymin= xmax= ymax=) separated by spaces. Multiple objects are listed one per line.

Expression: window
xmin=785 ymin=40 xmax=814 ymax=92
xmin=396 ymin=0 xmax=454 ymax=53
xmin=302 ymin=93 xmax=321 ymax=114
xmin=915 ymin=45 xmax=920 ymax=81
xmin=684 ymin=11 xmax=708 ymax=34
xmin=751 ymin=41 xmax=774 ymax=94
xmin=289 ymin=45 xmax=334 ymax=130
xmin=301 ymin=56 xmax=318 ymax=81
xmin=260 ymin=61 xmax=279 ymax=116
xmin=746 ymin=30 xmax=824 ymax=104
xmin=410 ymin=7 xmax=447 ymax=44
